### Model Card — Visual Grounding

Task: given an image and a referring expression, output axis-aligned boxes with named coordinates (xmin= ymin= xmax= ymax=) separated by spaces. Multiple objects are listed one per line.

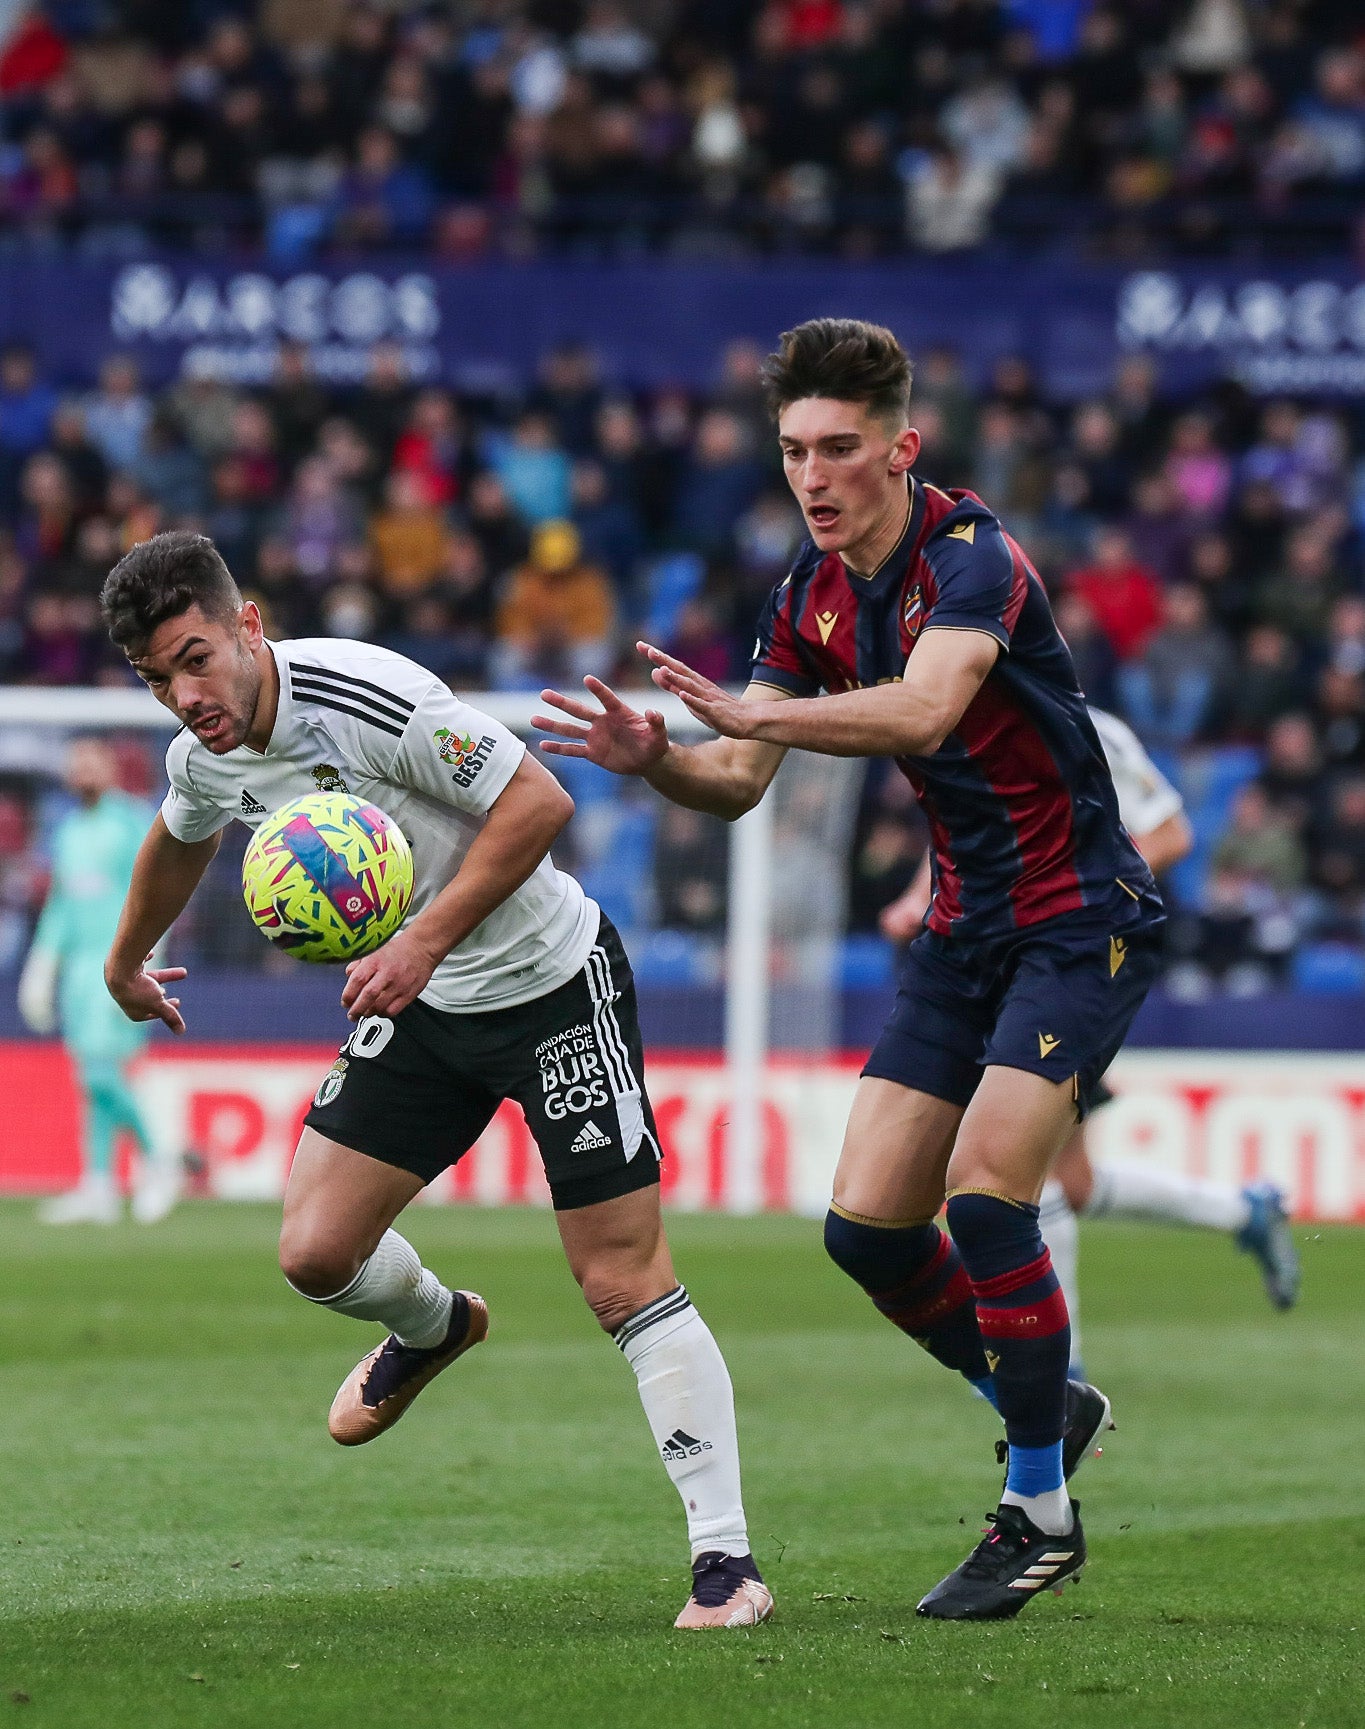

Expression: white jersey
xmin=160 ymin=638 xmax=599 ymax=1012
xmin=1089 ymin=707 xmax=1184 ymax=840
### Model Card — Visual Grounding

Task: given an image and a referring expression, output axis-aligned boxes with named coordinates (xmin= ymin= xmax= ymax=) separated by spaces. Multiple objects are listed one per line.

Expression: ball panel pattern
xmin=241 ymin=793 xmax=414 ymax=963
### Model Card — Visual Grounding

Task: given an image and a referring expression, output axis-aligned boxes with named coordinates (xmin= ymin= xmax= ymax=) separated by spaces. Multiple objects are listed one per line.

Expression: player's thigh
xmin=832 ymin=1077 xmax=965 ymax=1222
xmin=946 ymin=1065 xmax=1080 ymax=1204
xmin=554 ymin=1183 xmax=678 ymax=1328
xmin=847 ymin=932 xmax=995 ymax=1221
xmin=280 ymin=1127 xmax=427 ymax=1284
xmin=1051 ymin=1121 xmax=1095 ymax=1211
xmin=498 ymin=918 xmax=665 ymax=1215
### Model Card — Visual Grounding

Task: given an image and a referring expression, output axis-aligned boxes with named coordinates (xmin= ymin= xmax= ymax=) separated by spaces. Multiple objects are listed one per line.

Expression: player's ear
xmin=889 ymin=426 xmax=920 ymax=475
xmin=238 ymin=599 xmax=265 ymax=649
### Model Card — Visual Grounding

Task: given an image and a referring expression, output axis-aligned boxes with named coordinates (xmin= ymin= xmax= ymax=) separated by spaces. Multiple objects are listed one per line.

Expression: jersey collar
xmin=838 ymin=477 xmax=924 ymax=597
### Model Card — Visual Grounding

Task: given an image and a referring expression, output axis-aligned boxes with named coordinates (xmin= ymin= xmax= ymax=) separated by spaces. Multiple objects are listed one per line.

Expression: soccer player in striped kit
xmin=98 ymin=530 xmax=771 ymax=1630
xmin=538 ymin=319 xmax=1164 ymax=1619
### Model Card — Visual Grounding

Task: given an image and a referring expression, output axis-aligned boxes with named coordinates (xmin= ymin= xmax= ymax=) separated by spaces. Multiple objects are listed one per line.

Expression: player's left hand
xmin=342 ymin=931 xmax=437 ymax=1021
xmin=638 ymin=642 xmax=758 ymax=740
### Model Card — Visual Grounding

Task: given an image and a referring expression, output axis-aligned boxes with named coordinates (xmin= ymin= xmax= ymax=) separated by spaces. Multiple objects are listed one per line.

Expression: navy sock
xmin=944 ymin=1191 xmax=1070 ymax=1463
xmin=824 ymin=1208 xmax=992 ymax=1389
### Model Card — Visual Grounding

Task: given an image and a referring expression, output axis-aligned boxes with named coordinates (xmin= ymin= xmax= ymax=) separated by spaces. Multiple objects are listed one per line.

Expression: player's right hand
xmin=879 ymin=889 xmax=929 ymax=944
xmin=533 ymin=678 xmax=670 ymax=777
xmin=105 ymin=955 xmax=189 ymax=1036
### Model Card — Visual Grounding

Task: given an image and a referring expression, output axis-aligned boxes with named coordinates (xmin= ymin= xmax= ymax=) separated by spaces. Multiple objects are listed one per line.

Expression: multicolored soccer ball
xmin=241 ymin=792 xmax=414 ymax=963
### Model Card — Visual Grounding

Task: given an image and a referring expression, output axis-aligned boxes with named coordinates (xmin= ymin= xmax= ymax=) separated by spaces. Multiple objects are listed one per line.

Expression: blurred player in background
xmin=882 ymin=705 xmax=1301 ymax=1374
xmin=97 ymin=531 xmax=772 ymax=1631
xmin=19 ymin=737 xmax=179 ymax=1224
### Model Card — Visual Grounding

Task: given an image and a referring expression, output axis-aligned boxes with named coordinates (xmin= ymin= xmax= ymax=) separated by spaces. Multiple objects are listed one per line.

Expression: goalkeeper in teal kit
xmin=20 ymin=738 xmax=178 ymax=1224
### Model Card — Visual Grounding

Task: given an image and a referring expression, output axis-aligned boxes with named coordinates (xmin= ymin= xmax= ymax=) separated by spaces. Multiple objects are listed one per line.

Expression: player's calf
xmin=611 ymin=1284 xmax=772 ymax=1628
xmin=945 ymin=1190 xmax=1073 ymax=1536
xmin=558 ymin=1187 xmax=770 ymax=1628
xmin=823 ymin=1207 xmax=995 ymax=1399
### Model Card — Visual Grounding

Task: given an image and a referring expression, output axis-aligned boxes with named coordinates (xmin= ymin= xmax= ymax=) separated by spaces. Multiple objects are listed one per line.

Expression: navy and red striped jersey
xmin=749 ymin=478 xmax=1159 ymax=941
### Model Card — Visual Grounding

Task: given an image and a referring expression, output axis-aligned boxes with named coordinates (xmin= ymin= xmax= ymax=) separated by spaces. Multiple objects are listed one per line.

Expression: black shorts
xmin=863 ymin=915 xmax=1163 ymax=1121
xmin=304 ymin=917 xmax=663 ymax=1211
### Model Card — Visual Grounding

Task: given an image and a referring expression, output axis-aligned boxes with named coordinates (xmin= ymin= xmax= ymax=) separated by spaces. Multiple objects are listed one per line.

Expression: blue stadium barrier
xmin=642 ymin=552 xmax=705 ymax=645
xmin=1169 ymin=743 xmax=1263 ymax=905
xmin=1291 ymin=944 xmax=1365 ymax=995
xmin=629 ymin=929 xmax=715 ymax=989
xmin=839 ymin=934 xmax=896 ymax=990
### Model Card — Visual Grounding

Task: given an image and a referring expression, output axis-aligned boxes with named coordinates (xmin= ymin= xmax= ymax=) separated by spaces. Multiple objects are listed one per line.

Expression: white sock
xmin=615 ymin=1286 xmax=750 ymax=1560
xmin=294 ymin=1229 xmax=454 ymax=1347
xmin=1086 ymin=1161 xmax=1250 ymax=1233
xmin=1039 ymin=1179 xmax=1082 ymax=1372
xmin=1001 ymin=1485 xmax=1074 ymax=1537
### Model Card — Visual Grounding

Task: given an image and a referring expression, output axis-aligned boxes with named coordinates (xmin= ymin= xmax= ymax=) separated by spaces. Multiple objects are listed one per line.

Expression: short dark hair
xmin=761 ymin=318 xmax=913 ymax=425
xmin=101 ymin=531 xmax=243 ymax=656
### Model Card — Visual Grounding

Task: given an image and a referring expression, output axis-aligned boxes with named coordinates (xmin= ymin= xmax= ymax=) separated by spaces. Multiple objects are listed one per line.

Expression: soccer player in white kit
xmin=98 ymin=531 xmax=772 ymax=1630
xmin=882 ymin=704 xmax=1301 ymax=1370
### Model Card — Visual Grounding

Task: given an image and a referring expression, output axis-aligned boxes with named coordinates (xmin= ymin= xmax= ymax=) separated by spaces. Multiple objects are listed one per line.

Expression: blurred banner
xmin=5 ymin=1042 xmax=1363 ymax=1221
xmin=0 ymin=258 xmax=1362 ymax=398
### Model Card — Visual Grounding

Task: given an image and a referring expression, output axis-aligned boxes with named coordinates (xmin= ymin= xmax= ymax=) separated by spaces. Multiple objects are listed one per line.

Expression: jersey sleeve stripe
xmin=291 ymin=675 xmax=412 ymax=729
xmin=291 ymin=689 xmax=406 ymax=739
xmin=290 ymin=664 xmax=417 ymax=716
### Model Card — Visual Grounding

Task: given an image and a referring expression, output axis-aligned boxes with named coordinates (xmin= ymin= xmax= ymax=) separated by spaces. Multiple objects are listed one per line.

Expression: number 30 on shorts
xmin=312 ymin=1014 xmax=395 ymax=1110
xmin=346 ymin=1015 xmax=395 ymax=1059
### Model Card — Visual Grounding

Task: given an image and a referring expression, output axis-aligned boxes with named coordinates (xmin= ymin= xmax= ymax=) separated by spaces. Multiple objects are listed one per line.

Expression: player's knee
xmin=278 ymin=1226 xmax=361 ymax=1300
xmin=823 ymin=1208 xmax=938 ymax=1291
xmin=944 ymin=1189 xmax=1041 ymax=1264
xmin=577 ymin=1263 xmax=654 ymax=1333
xmin=943 ymin=1145 xmax=1012 ymax=1198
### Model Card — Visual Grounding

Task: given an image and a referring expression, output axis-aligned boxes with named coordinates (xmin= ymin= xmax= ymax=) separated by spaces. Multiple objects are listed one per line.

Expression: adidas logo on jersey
xmin=240 ymin=790 xmax=267 ymax=815
xmin=661 ymin=1428 xmax=712 ymax=1462
xmin=570 ymin=1119 xmax=613 ymax=1153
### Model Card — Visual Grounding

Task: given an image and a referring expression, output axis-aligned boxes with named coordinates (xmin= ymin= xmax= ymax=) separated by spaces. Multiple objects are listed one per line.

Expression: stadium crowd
xmin=0 ymin=1 xmax=1361 ymax=260
xmin=0 ymin=323 xmax=1364 ymax=989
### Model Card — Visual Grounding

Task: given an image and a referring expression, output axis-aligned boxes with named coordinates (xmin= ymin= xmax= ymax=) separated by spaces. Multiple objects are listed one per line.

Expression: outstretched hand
xmin=637 ymin=641 xmax=758 ymax=740
xmin=533 ymin=674 xmax=671 ymax=775
xmin=106 ymin=954 xmax=189 ymax=1036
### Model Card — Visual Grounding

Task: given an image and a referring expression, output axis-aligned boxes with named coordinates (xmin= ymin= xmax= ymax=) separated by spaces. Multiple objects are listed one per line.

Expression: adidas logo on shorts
xmin=240 ymin=789 xmax=267 ymax=815
xmin=569 ymin=1119 xmax=613 ymax=1153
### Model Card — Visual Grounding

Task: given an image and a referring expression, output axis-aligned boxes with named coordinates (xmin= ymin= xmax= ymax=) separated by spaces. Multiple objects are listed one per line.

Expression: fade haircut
xmin=761 ymin=318 xmax=913 ymax=427
xmin=101 ymin=531 xmax=243 ymax=656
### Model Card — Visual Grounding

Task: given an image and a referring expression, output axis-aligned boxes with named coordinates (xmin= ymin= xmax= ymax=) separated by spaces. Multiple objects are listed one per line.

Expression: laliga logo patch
xmin=311 ymin=763 xmax=348 ymax=792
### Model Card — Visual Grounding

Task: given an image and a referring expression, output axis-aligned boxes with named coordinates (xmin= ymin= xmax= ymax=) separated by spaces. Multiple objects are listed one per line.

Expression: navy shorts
xmin=864 ymin=918 xmax=1163 ymax=1119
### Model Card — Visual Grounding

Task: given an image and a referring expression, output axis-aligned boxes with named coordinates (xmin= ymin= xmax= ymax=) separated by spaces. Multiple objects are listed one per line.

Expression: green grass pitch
xmin=1 ymin=1200 xmax=1360 ymax=1728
